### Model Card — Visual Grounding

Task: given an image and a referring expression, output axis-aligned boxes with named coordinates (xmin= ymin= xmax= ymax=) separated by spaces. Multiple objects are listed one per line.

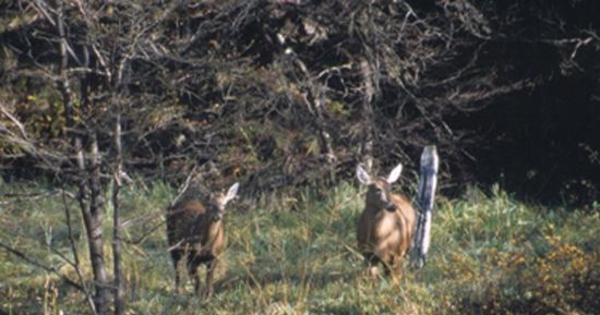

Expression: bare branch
xmin=30 ymin=0 xmax=57 ymax=27
xmin=0 ymin=103 xmax=28 ymax=141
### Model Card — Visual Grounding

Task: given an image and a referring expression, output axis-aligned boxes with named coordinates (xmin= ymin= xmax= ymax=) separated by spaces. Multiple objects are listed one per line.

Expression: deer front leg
xmin=170 ymin=250 xmax=183 ymax=294
xmin=362 ymin=252 xmax=381 ymax=279
xmin=187 ymin=257 xmax=201 ymax=295
xmin=385 ymin=255 xmax=403 ymax=285
xmin=205 ymin=260 xmax=217 ymax=299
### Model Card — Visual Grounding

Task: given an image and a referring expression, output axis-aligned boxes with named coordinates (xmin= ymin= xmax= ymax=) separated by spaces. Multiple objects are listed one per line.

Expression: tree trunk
xmin=58 ymin=2 xmax=110 ymax=313
xmin=112 ymin=114 xmax=124 ymax=315
xmin=360 ymin=58 xmax=375 ymax=171
xmin=77 ymin=135 xmax=110 ymax=314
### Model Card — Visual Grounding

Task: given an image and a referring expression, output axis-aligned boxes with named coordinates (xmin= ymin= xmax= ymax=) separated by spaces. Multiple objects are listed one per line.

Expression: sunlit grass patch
xmin=1 ymin=180 xmax=599 ymax=314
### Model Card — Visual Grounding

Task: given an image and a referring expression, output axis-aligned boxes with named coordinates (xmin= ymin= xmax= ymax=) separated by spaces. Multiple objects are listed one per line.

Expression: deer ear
xmin=224 ymin=182 xmax=239 ymax=204
xmin=356 ymin=165 xmax=371 ymax=185
xmin=386 ymin=163 xmax=403 ymax=184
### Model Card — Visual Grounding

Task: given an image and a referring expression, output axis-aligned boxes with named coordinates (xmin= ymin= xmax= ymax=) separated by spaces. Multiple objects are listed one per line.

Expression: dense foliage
xmin=2 ymin=0 xmax=598 ymax=204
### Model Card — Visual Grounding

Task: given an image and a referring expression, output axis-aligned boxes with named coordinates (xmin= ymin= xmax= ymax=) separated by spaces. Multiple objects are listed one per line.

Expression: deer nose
xmin=211 ymin=213 xmax=223 ymax=222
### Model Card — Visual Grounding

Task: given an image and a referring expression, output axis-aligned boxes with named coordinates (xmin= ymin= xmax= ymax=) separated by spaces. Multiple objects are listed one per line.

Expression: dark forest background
xmin=1 ymin=0 xmax=599 ymax=207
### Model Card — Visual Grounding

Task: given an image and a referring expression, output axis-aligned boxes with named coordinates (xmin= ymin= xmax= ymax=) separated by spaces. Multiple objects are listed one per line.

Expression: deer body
xmin=356 ymin=164 xmax=415 ymax=278
xmin=166 ymin=182 xmax=239 ymax=298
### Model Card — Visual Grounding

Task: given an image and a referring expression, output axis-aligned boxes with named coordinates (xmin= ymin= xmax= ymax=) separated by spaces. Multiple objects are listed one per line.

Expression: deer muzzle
xmin=385 ymin=202 xmax=397 ymax=211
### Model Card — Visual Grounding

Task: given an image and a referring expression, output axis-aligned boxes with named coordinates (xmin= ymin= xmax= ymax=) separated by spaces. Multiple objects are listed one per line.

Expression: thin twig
xmin=61 ymin=190 xmax=96 ymax=313
xmin=0 ymin=104 xmax=28 ymax=140
xmin=121 ymin=218 xmax=166 ymax=245
xmin=170 ymin=164 xmax=198 ymax=207
xmin=0 ymin=189 xmax=75 ymax=205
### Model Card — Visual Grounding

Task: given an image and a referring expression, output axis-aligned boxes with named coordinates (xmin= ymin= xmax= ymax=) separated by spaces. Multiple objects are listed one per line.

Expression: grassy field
xmin=1 ymin=180 xmax=599 ymax=315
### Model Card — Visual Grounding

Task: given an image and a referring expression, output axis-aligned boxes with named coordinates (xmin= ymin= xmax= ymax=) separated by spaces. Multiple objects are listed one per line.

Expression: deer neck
xmin=204 ymin=220 xmax=223 ymax=246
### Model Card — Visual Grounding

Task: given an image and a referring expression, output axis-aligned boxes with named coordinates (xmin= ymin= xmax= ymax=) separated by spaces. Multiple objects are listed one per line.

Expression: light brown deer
xmin=356 ymin=163 xmax=416 ymax=280
xmin=166 ymin=182 xmax=239 ymax=298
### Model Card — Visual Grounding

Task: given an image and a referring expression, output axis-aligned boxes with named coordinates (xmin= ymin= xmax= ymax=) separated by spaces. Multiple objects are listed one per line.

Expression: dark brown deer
xmin=356 ymin=164 xmax=416 ymax=280
xmin=166 ymin=182 xmax=239 ymax=298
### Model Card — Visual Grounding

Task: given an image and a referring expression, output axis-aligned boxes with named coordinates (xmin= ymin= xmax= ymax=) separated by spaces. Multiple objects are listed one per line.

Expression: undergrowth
xmin=0 ymin=181 xmax=599 ymax=315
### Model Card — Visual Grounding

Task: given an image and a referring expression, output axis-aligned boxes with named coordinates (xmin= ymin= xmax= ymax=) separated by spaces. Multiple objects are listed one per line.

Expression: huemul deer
xmin=356 ymin=163 xmax=416 ymax=280
xmin=166 ymin=182 xmax=239 ymax=298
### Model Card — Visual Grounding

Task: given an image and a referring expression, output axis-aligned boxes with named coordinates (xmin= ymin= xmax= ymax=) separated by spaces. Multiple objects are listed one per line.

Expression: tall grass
xmin=1 ymin=180 xmax=598 ymax=314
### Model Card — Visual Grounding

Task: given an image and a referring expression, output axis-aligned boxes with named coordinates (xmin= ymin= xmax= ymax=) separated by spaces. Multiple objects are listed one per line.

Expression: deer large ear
xmin=356 ymin=165 xmax=371 ymax=185
xmin=224 ymin=182 xmax=239 ymax=204
xmin=386 ymin=163 xmax=403 ymax=184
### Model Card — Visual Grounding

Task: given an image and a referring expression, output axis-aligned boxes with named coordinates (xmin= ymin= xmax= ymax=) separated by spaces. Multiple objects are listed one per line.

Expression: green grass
xmin=1 ymin=180 xmax=599 ymax=315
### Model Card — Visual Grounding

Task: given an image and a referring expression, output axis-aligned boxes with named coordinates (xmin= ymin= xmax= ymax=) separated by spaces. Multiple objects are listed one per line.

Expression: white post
xmin=413 ymin=145 xmax=439 ymax=269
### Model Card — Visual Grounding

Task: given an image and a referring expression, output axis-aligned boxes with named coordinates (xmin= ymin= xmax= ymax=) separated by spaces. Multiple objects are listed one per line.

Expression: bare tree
xmin=0 ymin=0 xmax=159 ymax=313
